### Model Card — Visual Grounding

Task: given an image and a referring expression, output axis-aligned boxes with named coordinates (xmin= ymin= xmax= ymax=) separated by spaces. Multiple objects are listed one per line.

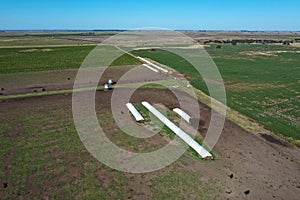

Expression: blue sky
xmin=1 ymin=0 xmax=299 ymax=30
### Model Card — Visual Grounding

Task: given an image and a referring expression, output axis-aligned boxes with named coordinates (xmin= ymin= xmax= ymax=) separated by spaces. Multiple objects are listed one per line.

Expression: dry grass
xmin=18 ymin=48 xmax=54 ymax=53
xmin=290 ymin=43 xmax=300 ymax=47
xmin=225 ymin=82 xmax=286 ymax=92
xmin=240 ymin=50 xmax=300 ymax=57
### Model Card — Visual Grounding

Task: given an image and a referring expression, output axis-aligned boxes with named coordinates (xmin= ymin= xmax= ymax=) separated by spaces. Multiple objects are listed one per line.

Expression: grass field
xmin=132 ymin=44 xmax=300 ymax=140
xmin=151 ymin=169 xmax=219 ymax=199
xmin=0 ymin=46 xmax=141 ymax=74
xmin=0 ymin=100 xmax=132 ymax=199
xmin=0 ymin=94 xmax=219 ymax=199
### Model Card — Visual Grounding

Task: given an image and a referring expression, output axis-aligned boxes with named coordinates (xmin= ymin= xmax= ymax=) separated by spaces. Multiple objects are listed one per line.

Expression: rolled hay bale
xmin=142 ymin=101 xmax=212 ymax=159
xmin=126 ymin=103 xmax=144 ymax=122
xmin=108 ymin=78 xmax=114 ymax=85
xmin=104 ymin=83 xmax=111 ymax=91
xmin=173 ymin=108 xmax=191 ymax=123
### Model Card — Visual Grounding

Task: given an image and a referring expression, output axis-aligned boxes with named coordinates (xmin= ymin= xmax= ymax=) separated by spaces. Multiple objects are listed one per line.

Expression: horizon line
xmin=1 ymin=29 xmax=300 ymax=32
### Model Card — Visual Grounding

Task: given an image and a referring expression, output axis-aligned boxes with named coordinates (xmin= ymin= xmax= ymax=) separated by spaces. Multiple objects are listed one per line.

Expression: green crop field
xmin=0 ymin=46 xmax=141 ymax=74
xmin=132 ymin=44 xmax=300 ymax=140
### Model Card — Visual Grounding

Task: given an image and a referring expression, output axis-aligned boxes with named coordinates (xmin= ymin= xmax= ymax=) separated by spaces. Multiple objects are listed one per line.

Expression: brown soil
xmin=0 ymin=65 xmax=142 ymax=96
xmin=1 ymin=88 xmax=300 ymax=199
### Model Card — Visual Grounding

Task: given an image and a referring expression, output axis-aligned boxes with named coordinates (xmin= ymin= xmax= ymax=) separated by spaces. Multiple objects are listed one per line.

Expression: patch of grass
xmin=151 ymin=168 xmax=220 ymax=200
xmin=110 ymin=53 xmax=142 ymax=66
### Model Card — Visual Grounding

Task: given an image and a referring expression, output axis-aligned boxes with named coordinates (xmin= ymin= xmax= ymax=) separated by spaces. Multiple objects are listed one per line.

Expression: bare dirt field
xmin=1 ymin=88 xmax=300 ymax=199
xmin=0 ymin=65 xmax=134 ymax=95
xmin=0 ymin=64 xmax=171 ymax=96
